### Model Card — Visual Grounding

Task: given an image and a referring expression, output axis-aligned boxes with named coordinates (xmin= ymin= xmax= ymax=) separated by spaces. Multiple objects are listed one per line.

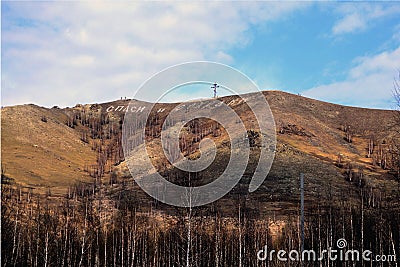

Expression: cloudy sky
xmin=2 ymin=2 xmax=400 ymax=109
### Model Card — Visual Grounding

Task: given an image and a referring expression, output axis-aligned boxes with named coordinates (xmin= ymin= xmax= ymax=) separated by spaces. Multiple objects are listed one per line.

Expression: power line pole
xmin=211 ymin=83 xmax=219 ymax=98
xmin=300 ymin=173 xmax=305 ymax=266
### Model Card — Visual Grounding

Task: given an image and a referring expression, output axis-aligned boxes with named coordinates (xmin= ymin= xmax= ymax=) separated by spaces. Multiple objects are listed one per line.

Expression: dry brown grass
xmin=1 ymin=91 xmax=399 ymax=209
xmin=1 ymin=104 xmax=96 ymax=194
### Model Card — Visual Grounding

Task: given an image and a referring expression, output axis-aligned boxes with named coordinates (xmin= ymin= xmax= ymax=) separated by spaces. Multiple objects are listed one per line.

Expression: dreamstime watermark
xmin=257 ymin=238 xmax=397 ymax=262
xmin=121 ymin=61 xmax=276 ymax=207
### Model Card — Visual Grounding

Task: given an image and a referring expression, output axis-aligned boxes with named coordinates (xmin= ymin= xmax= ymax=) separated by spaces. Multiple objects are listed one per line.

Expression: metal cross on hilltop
xmin=211 ymin=83 xmax=219 ymax=98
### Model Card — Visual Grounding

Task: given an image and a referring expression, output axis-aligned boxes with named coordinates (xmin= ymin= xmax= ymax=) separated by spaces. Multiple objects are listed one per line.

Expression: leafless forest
xmin=2 ymin=180 xmax=400 ymax=266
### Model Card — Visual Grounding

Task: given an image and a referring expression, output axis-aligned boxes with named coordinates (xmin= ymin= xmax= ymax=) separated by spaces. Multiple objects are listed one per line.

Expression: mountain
xmin=2 ymin=91 xmax=400 ymax=267
xmin=1 ymin=91 xmax=399 ymax=214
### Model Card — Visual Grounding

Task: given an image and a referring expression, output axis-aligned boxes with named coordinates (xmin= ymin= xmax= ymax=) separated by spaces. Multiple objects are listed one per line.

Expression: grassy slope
xmin=1 ymin=104 xmax=96 ymax=194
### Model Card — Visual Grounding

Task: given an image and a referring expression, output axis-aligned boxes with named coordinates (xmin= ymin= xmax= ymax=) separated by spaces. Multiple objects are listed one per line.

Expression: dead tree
xmin=393 ymin=72 xmax=400 ymax=180
xmin=345 ymin=125 xmax=353 ymax=143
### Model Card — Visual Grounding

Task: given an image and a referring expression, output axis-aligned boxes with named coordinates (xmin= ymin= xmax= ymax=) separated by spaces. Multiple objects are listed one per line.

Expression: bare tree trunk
xmin=186 ymin=191 xmax=192 ymax=267
xmin=11 ymin=205 xmax=19 ymax=267
xmin=361 ymin=189 xmax=364 ymax=267
xmin=122 ymin=227 xmax=125 ymax=267
xmin=215 ymin=214 xmax=220 ymax=267
xmin=62 ymin=215 xmax=69 ymax=267
xmin=44 ymin=231 xmax=49 ymax=267
xmin=35 ymin=200 xmax=40 ymax=267
xmin=130 ymin=209 xmax=137 ymax=267
xmin=104 ymin=231 xmax=108 ymax=267
xmin=238 ymin=203 xmax=242 ymax=267
xmin=390 ymin=225 xmax=398 ymax=267
xmin=79 ymin=201 xmax=88 ymax=267
xmin=95 ymin=230 xmax=100 ymax=267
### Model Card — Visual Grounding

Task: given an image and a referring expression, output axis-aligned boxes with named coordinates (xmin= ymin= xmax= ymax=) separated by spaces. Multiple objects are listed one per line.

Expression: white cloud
xmin=302 ymin=46 xmax=400 ymax=109
xmin=215 ymin=51 xmax=234 ymax=64
xmin=2 ymin=2 xmax=305 ymax=107
xmin=333 ymin=13 xmax=366 ymax=35
xmin=393 ymin=25 xmax=400 ymax=43
xmin=332 ymin=3 xmax=400 ymax=35
xmin=350 ymin=48 xmax=400 ymax=79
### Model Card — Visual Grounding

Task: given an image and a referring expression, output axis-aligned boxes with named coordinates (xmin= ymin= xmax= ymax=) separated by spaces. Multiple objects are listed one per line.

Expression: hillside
xmin=1 ymin=91 xmax=399 ymax=212
xmin=1 ymin=104 xmax=96 ymax=194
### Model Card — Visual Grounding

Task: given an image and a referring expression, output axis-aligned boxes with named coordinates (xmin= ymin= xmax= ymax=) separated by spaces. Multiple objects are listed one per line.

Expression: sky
xmin=2 ymin=1 xmax=400 ymax=109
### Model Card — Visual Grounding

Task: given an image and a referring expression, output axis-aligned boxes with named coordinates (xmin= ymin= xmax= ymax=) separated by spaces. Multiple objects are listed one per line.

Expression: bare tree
xmin=393 ymin=71 xmax=400 ymax=180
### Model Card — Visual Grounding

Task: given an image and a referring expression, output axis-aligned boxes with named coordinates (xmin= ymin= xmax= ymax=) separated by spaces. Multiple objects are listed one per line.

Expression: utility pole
xmin=300 ymin=173 xmax=305 ymax=266
xmin=211 ymin=83 xmax=219 ymax=98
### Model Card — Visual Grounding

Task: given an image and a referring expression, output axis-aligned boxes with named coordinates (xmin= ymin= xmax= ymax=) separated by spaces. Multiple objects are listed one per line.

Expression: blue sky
xmin=2 ymin=2 xmax=400 ymax=109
